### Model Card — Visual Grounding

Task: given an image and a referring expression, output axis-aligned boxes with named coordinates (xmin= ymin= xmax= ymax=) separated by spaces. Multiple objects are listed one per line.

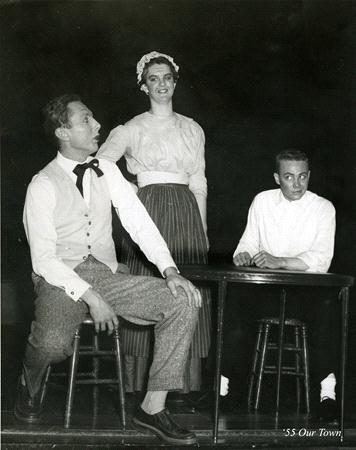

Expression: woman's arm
xmin=97 ymin=125 xmax=130 ymax=163
xmin=188 ymin=122 xmax=209 ymax=246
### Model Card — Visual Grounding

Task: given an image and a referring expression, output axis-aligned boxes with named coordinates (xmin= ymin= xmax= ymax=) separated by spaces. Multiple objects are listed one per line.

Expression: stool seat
xmin=82 ymin=315 xmax=96 ymax=325
xmin=248 ymin=316 xmax=310 ymax=413
xmin=258 ymin=317 xmax=305 ymax=327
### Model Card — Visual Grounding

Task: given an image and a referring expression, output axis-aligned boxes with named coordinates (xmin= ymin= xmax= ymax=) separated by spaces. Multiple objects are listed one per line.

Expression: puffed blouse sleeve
xmin=187 ymin=121 xmax=207 ymax=198
xmin=97 ymin=124 xmax=131 ymax=163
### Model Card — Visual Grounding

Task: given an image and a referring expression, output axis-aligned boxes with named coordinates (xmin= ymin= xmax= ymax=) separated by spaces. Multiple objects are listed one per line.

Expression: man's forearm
xmin=278 ymin=257 xmax=309 ymax=271
xmin=251 ymin=251 xmax=309 ymax=271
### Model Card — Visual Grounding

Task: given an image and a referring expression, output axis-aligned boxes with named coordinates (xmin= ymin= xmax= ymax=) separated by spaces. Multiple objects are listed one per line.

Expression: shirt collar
xmin=276 ymin=189 xmax=311 ymax=208
xmin=56 ymin=151 xmax=93 ymax=176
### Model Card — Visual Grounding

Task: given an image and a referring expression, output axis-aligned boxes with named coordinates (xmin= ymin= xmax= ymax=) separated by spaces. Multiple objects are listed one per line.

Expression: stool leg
xmin=92 ymin=333 xmax=100 ymax=428
xmin=64 ymin=328 xmax=81 ymax=428
xmin=248 ymin=323 xmax=263 ymax=410
xmin=40 ymin=365 xmax=52 ymax=405
xmin=275 ymin=289 xmax=287 ymax=414
xmin=113 ymin=326 xmax=126 ymax=429
xmin=294 ymin=326 xmax=301 ymax=411
xmin=301 ymin=325 xmax=310 ymax=414
xmin=254 ymin=323 xmax=270 ymax=410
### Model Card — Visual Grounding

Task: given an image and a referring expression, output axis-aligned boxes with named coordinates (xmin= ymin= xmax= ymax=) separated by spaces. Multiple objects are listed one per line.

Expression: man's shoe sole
xmin=132 ymin=416 xmax=197 ymax=445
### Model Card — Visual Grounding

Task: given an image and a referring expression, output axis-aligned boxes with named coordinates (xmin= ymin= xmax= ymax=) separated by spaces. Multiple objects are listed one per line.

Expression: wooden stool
xmin=247 ymin=317 xmax=310 ymax=413
xmin=45 ymin=315 xmax=126 ymax=428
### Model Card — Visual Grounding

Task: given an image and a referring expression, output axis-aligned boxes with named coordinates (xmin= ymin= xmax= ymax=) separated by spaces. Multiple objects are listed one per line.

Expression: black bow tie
xmin=73 ymin=158 xmax=104 ymax=197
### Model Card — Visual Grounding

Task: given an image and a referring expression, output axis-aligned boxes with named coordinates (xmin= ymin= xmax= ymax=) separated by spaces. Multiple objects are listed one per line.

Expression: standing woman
xmin=98 ymin=51 xmax=211 ymax=394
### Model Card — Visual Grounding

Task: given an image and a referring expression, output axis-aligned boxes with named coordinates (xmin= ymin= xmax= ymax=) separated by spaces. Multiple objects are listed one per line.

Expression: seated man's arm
xmin=100 ymin=160 xmax=202 ymax=307
xmin=24 ymin=175 xmax=91 ymax=301
xmin=251 ymin=251 xmax=309 ymax=270
xmin=251 ymin=200 xmax=335 ymax=272
xmin=233 ymin=196 xmax=260 ymax=266
xmin=24 ymin=175 xmax=118 ymax=332
xmin=295 ymin=201 xmax=336 ymax=272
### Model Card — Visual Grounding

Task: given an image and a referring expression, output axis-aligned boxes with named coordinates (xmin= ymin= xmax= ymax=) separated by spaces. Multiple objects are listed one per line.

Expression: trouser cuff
xmin=147 ymin=376 xmax=186 ymax=391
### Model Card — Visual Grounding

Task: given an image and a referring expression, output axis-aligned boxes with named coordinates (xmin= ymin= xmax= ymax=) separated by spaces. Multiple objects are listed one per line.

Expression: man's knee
xmin=29 ymin=328 xmax=74 ymax=364
xmin=176 ymin=289 xmax=200 ymax=320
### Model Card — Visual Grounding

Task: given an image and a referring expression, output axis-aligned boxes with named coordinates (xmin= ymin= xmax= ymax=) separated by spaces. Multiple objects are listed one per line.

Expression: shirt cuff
xmin=155 ymin=253 xmax=178 ymax=278
xmin=65 ymin=279 xmax=92 ymax=302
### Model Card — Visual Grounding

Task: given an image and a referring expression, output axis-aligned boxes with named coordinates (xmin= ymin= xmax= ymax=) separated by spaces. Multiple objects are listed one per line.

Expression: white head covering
xmin=136 ymin=51 xmax=179 ymax=91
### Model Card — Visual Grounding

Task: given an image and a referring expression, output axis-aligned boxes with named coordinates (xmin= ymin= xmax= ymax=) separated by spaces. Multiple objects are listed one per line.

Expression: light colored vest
xmin=41 ymin=160 xmax=118 ymax=271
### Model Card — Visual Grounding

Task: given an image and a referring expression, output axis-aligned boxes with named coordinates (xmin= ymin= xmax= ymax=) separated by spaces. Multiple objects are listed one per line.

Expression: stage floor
xmin=2 ymin=325 xmax=356 ymax=449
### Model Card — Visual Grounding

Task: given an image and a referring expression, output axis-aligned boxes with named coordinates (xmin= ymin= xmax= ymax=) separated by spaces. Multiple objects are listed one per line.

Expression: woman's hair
xmin=139 ymin=56 xmax=179 ymax=87
xmin=275 ymin=148 xmax=309 ymax=172
xmin=43 ymin=93 xmax=81 ymax=137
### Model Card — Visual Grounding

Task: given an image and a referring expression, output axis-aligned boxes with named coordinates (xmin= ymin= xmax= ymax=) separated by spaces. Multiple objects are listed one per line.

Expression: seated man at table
xmin=14 ymin=94 xmax=201 ymax=446
xmin=233 ymin=148 xmax=337 ymax=419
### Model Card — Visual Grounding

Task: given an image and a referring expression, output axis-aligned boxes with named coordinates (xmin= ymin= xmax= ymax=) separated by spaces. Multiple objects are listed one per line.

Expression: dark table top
xmin=179 ymin=264 xmax=354 ymax=288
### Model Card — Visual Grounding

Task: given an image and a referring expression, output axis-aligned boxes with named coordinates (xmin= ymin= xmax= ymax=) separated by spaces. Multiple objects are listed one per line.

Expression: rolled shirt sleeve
xmin=23 ymin=175 xmax=91 ymax=301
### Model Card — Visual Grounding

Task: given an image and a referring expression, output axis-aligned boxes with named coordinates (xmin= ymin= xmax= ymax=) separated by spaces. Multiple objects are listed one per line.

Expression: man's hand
xmin=164 ymin=267 xmax=202 ymax=308
xmin=233 ymin=252 xmax=252 ymax=266
xmin=81 ymin=288 xmax=119 ymax=334
xmin=251 ymin=251 xmax=282 ymax=269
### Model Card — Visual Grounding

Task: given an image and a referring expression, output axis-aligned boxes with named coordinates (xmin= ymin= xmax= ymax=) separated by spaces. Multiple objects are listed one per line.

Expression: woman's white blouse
xmin=98 ymin=112 xmax=207 ymax=198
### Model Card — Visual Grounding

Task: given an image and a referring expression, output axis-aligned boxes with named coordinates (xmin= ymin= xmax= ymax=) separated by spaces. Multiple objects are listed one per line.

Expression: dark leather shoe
xmin=132 ymin=407 xmax=197 ymax=445
xmin=14 ymin=377 xmax=43 ymax=423
xmin=319 ymin=397 xmax=338 ymax=423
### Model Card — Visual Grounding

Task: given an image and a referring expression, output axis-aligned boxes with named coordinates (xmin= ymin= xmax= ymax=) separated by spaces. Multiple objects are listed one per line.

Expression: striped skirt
xmin=120 ymin=183 xmax=212 ymax=391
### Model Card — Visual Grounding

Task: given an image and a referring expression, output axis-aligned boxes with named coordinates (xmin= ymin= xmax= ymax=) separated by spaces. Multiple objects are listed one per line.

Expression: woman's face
xmin=143 ymin=63 xmax=176 ymax=103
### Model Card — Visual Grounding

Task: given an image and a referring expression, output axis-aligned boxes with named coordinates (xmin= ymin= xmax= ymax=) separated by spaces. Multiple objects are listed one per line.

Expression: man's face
xmin=63 ymin=101 xmax=101 ymax=155
xmin=274 ymin=159 xmax=310 ymax=201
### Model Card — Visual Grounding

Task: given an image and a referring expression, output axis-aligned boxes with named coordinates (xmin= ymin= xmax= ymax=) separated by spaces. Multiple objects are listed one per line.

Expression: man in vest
xmin=233 ymin=149 xmax=337 ymax=421
xmin=15 ymin=94 xmax=201 ymax=446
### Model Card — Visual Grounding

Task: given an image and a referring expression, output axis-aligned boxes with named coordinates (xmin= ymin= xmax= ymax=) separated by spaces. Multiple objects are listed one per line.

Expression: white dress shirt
xmin=23 ymin=152 xmax=177 ymax=301
xmin=233 ymin=189 xmax=336 ymax=273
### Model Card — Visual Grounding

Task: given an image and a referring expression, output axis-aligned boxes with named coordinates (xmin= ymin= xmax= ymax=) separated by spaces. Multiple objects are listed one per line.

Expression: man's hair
xmin=43 ymin=94 xmax=82 ymax=137
xmin=139 ymin=56 xmax=179 ymax=87
xmin=275 ymin=149 xmax=309 ymax=172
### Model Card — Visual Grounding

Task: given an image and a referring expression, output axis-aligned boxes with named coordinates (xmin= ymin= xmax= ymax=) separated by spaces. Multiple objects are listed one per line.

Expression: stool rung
xmin=264 ymin=369 xmax=305 ymax=377
xmin=264 ymin=364 xmax=303 ymax=371
xmin=267 ymin=344 xmax=302 ymax=352
xmin=76 ymin=378 xmax=120 ymax=385
xmin=76 ymin=372 xmax=96 ymax=377
xmin=79 ymin=350 xmax=115 ymax=356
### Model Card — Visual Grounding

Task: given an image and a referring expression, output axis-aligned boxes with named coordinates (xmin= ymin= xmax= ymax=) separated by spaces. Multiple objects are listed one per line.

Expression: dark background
xmin=1 ymin=0 xmax=355 ymax=401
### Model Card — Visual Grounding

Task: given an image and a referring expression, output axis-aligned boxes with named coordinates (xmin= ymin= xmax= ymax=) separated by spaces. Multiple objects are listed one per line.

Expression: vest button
xmin=87 ymin=232 xmax=90 ymax=236
xmin=88 ymin=245 xmax=91 ymax=249
xmin=71 ymin=291 xmax=75 ymax=295
xmin=88 ymin=221 xmax=92 ymax=225
xmin=84 ymin=214 xmax=89 ymax=217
